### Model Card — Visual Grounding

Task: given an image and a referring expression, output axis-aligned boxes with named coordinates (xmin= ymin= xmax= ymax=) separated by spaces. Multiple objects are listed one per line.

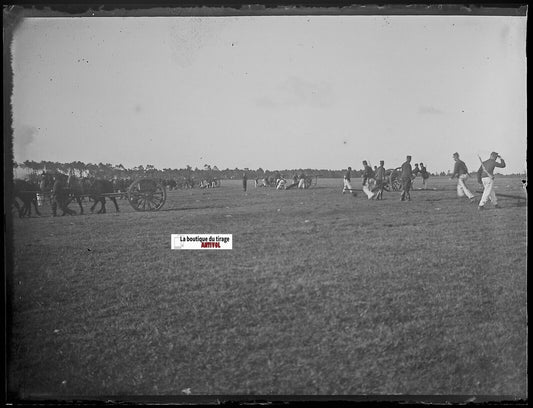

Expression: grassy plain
xmin=7 ymin=176 xmax=527 ymax=398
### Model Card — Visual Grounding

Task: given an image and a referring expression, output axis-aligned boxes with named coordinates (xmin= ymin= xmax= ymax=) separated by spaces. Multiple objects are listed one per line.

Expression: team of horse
xmin=12 ymin=174 xmax=120 ymax=218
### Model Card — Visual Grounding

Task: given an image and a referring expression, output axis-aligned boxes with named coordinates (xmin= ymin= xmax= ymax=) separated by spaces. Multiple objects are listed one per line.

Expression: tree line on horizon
xmin=12 ymin=160 xmax=524 ymax=181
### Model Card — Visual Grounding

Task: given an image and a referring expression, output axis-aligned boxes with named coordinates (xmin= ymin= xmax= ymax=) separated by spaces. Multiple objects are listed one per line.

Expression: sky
xmin=10 ymin=14 xmax=527 ymax=174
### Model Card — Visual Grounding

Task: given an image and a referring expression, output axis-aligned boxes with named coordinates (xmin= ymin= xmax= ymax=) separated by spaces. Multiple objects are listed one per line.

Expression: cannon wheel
xmin=127 ymin=178 xmax=167 ymax=212
xmin=388 ymin=168 xmax=403 ymax=192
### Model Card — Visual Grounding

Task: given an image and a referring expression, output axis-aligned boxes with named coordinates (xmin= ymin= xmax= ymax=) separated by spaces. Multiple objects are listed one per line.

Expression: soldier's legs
xmin=479 ymin=177 xmax=496 ymax=207
xmin=343 ymin=179 xmax=352 ymax=193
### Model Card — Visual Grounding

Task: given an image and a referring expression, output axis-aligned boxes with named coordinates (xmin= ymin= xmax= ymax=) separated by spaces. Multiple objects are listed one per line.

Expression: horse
xmin=67 ymin=174 xmax=86 ymax=214
xmin=88 ymin=179 xmax=119 ymax=214
xmin=13 ymin=179 xmax=41 ymax=218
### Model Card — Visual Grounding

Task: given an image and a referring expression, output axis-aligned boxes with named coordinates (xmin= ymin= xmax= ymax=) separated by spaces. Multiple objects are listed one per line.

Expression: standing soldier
xmin=362 ymin=160 xmax=376 ymax=199
xmin=400 ymin=155 xmax=413 ymax=201
xmin=52 ymin=173 xmax=75 ymax=216
xmin=420 ymin=163 xmax=429 ymax=190
xmin=451 ymin=152 xmax=475 ymax=202
xmin=342 ymin=166 xmax=353 ymax=194
xmin=242 ymin=172 xmax=248 ymax=192
xmin=477 ymin=152 xmax=506 ymax=210
xmin=374 ymin=160 xmax=386 ymax=200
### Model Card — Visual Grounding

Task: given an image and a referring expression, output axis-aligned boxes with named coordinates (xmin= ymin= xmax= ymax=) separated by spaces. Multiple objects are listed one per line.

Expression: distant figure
xmin=420 ymin=163 xmax=429 ymax=190
xmin=451 ymin=152 xmax=475 ymax=202
xmin=413 ymin=163 xmax=420 ymax=177
xmin=477 ymin=152 xmax=506 ymax=210
xmin=374 ymin=160 xmax=387 ymax=200
xmin=286 ymin=174 xmax=299 ymax=190
xmin=276 ymin=177 xmax=286 ymax=190
xmin=52 ymin=173 xmax=75 ymax=216
xmin=298 ymin=172 xmax=306 ymax=189
xmin=342 ymin=167 xmax=353 ymax=194
xmin=362 ymin=160 xmax=376 ymax=199
xmin=401 ymin=155 xmax=413 ymax=201
xmin=242 ymin=173 xmax=247 ymax=192
xmin=412 ymin=163 xmax=420 ymax=188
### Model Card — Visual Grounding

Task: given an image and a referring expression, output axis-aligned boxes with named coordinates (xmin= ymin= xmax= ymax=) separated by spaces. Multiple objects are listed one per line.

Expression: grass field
xmin=6 ymin=176 xmax=527 ymax=399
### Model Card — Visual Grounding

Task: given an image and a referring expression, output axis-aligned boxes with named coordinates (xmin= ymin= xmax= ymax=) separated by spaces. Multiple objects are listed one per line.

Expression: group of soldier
xmin=342 ymin=157 xmax=428 ymax=200
xmin=249 ymin=171 xmax=311 ymax=191
xmin=341 ymin=151 xmax=506 ymax=209
xmin=452 ymin=151 xmax=506 ymax=210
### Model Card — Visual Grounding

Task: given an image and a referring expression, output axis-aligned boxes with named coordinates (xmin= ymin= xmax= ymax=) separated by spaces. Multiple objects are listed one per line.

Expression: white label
xmin=171 ymin=234 xmax=232 ymax=250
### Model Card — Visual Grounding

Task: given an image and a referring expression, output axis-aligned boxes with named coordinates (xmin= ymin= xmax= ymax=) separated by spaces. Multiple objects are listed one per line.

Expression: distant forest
xmin=12 ymin=160 xmax=524 ymax=181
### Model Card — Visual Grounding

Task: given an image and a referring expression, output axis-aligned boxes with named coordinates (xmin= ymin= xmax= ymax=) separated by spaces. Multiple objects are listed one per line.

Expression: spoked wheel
xmin=388 ymin=168 xmax=403 ymax=191
xmin=127 ymin=178 xmax=167 ymax=211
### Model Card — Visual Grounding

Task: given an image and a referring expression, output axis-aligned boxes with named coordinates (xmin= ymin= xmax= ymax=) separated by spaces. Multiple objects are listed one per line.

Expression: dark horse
xmin=88 ymin=179 xmax=120 ymax=214
xmin=13 ymin=179 xmax=41 ymax=218
xmin=67 ymin=174 xmax=86 ymax=214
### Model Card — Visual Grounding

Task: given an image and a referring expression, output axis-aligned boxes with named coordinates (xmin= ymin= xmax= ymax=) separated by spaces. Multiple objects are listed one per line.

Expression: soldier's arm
xmin=477 ymin=166 xmax=483 ymax=183
xmin=495 ymin=158 xmax=506 ymax=168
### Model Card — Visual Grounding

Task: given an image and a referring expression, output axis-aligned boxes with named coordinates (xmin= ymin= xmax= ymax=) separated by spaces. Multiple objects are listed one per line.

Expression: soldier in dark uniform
xmin=400 ymin=155 xmax=413 ymax=201
xmin=374 ymin=160 xmax=387 ymax=200
xmin=52 ymin=173 xmax=75 ymax=216
xmin=242 ymin=172 xmax=248 ymax=192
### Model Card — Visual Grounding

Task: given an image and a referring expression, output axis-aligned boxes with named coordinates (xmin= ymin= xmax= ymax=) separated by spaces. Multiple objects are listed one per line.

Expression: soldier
xmin=52 ymin=173 xmax=75 ymax=216
xmin=362 ymin=160 xmax=376 ymax=199
xmin=242 ymin=172 xmax=248 ymax=192
xmin=342 ymin=167 xmax=353 ymax=194
xmin=400 ymin=155 xmax=413 ymax=201
xmin=374 ymin=160 xmax=387 ymax=200
xmin=420 ymin=163 xmax=429 ymax=190
xmin=413 ymin=163 xmax=420 ymax=177
xmin=451 ymin=152 xmax=475 ymax=202
xmin=477 ymin=152 xmax=506 ymax=210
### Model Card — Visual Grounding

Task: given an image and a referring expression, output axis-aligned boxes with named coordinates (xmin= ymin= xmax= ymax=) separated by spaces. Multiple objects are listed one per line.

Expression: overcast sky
xmin=10 ymin=15 xmax=527 ymax=174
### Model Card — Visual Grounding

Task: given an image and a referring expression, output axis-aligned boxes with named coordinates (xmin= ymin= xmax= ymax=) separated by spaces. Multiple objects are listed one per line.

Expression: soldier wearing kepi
xmin=342 ymin=166 xmax=353 ymax=194
xmin=477 ymin=151 xmax=506 ymax=210
xmin=400 ymin=155 xmax=413 ymax=201
xmin=451 ymin=152 xmax=475 ymax=202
